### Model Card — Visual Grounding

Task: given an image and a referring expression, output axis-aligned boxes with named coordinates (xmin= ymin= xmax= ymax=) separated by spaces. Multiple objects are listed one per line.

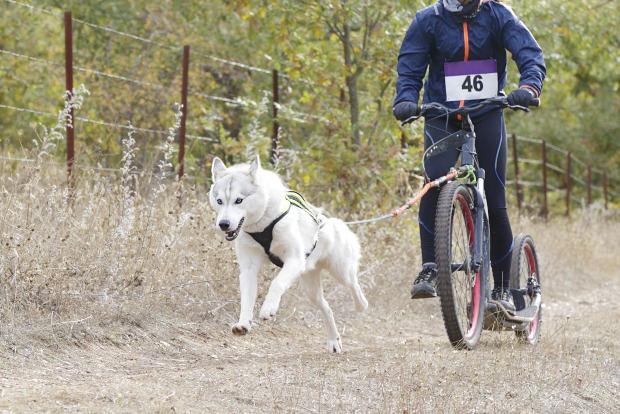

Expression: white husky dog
xmin=209 ymin=155 xmax=368 ymax=353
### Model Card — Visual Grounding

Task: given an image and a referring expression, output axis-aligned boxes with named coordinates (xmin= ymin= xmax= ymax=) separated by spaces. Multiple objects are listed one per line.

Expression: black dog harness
xmin=246 ymin=191 xmax=323 ymax=268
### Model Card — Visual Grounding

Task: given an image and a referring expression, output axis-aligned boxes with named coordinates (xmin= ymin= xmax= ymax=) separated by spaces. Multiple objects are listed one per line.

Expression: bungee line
xmin=344 ymin=169 xmax=461 ymax=225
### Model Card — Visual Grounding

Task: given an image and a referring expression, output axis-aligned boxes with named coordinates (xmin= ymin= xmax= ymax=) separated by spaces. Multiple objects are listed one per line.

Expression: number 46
xmin=462 ymin=75 xmax=483 ymax=92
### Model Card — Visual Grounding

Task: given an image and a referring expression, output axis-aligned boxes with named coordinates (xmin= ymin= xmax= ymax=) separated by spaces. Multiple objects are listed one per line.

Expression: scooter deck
xmin=483 ymin=294 xmax=541 ymax=331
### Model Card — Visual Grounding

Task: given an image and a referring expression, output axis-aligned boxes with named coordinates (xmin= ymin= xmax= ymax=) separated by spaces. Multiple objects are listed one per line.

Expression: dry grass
xmin=1 ymin=151 xmax=619 ymax=413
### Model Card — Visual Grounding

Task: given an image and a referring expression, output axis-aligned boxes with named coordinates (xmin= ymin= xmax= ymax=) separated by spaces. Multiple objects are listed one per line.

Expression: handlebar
xmin=401 ymin=96 xmax=540 ymax=126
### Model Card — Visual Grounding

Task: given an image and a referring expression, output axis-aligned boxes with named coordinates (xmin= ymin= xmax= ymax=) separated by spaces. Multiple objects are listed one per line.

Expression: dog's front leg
xmin=233 ymin=254 xmax=263 ymax=336
xmin=259 ymin=257 xmax=304 ymax=320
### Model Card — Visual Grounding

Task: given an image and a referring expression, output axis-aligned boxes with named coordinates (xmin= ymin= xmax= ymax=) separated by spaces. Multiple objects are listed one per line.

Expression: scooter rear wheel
xmin=510 ymin=233 xmax=542 ymax=345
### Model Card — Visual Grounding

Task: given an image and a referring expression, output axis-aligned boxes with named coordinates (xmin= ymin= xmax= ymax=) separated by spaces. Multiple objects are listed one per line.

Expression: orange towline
xmin=344 ymin=170 xmax=461 ymax=225
xmin=390 ymin=170 xmax=460 ymax=218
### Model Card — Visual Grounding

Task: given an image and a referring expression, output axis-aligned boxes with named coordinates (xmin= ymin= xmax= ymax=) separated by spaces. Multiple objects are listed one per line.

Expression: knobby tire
xmin=510 ymin=234 xmax=542 ymax=344
xmin=435 ymin=181 xmax=486 ymax=350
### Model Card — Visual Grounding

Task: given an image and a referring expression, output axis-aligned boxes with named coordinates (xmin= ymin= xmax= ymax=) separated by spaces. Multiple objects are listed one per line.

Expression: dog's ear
xmin=211 ymin=157 xmax=227 ymax=182
xmin=248 ymin=155 xmax=261 ymax=178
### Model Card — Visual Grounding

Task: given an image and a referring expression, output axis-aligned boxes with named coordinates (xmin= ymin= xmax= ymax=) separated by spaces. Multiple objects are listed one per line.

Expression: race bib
xmin=444 ymin=60 xmax=498 ymax=102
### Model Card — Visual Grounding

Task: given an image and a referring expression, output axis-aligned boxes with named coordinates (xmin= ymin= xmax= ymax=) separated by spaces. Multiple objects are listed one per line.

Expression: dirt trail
xmin=1 ymin=219 xmax=620 ymax=413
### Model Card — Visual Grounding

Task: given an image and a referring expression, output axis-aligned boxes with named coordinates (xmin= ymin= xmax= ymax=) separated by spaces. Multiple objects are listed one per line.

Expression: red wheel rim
xmin=456 ymin=194 xmax=480 ymax=339
xmin=524 ymin=243 xmax=539 ymax=339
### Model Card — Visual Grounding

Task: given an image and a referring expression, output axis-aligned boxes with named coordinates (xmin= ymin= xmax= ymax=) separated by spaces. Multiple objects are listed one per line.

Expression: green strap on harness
xmin=246 ymin=190 xmax=322 ymax=268
xmin=285 ymin=190 xmax=321 ymax=224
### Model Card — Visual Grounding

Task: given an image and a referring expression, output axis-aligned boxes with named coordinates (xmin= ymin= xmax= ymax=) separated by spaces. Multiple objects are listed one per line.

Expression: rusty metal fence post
xmin=178 ymin=45 xmax=190 ymax=180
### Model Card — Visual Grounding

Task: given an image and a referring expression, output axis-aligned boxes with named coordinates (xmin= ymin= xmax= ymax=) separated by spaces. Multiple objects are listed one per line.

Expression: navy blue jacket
xmin=394 ymin=1 xmax=546 ymax=114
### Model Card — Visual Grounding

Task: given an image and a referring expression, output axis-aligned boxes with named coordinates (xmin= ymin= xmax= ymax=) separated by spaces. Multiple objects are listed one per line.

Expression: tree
xmin=2 ymin=0 xmax=616 ymax=207
xmin=507 ymin=0 xmax=620 ymax=172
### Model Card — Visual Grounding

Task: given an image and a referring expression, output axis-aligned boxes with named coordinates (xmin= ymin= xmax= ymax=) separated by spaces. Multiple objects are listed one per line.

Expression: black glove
xmin=393 ymin=101 xmax=419 ymax=121
xmin=507 ymin=88 xmax=536 ymax=107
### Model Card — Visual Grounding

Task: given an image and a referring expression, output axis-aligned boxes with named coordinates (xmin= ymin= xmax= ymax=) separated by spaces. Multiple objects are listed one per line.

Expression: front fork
xmin=470 ymin=168 xmax=487 ymax=276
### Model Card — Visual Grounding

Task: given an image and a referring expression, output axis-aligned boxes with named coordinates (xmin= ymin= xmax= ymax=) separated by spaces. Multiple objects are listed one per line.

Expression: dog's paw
xmin=259 ymin=301 xmax=279 ymax=320
xmin=327 ymin=337 xmax=342 ymax=353
xmin=232 ymin=322 xmax=251 ymax=336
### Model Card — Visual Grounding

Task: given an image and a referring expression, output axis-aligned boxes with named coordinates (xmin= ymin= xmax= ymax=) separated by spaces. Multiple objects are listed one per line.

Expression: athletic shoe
xmin=491 ymin=286 xmax=516 ymax=312
xmin=411 ymin=265 xmax=438 ymax=299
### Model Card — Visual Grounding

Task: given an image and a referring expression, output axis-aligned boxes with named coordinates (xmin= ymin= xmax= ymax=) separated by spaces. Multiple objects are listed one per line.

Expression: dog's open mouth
xmin=225 ymin=217 xmax=244 ymax=241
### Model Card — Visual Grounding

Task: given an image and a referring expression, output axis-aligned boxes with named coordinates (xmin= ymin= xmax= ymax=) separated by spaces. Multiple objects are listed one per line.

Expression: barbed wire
xmin=0 ymin=154 xmax=191 ymax=176
xmin=189 ymin=50 xmax=273 ymax=76
xmin=0 ymin=103 xmax=56 ymax=117
xmin=3 ymin=0 xmax=372 ymax=102
xmin=1 ymin=47 xmax=326 ymax=121
xmin=2 ymin=0 xmax=618 ymax=197
xmin=2 ymin=0 xmax=375 ymax=123
xmin=73 ymin=19 xmax=176 ymax=50
xmin=0 ymin=49 xmax=63 ymax=69
xmin=2 ymin=48 xmax=175 ymax=95
xmin=2 ymin=0 xmax=378 ymax=96
xmin=3 ymin=0 xmax=62 ymax=17
xmin=190 ymin=90 xmax=250 ymax=106
xmin=2 ymin=98 xmax=618 ymax=193
xmin=2 ymin=103 xmax=616 ymax=192
xmin=72 ymin=19 xmax=283 ymax=78
xmin=3 ymin=0 xmax=276 ymax=77
xmin=1 ymin=147 xmax=618 ymax=201
xmin=3 ymin=150 xmax=617 ymax=198
xmin=0 ymin=104 xmax=217 ymax=142
xmin=75 ymin=66 xmax=170 ymax=91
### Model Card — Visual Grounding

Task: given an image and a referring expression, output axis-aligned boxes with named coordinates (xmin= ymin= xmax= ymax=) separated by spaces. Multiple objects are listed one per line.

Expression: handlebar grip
xmin=531 ymin=98 xmax=541 ymax=107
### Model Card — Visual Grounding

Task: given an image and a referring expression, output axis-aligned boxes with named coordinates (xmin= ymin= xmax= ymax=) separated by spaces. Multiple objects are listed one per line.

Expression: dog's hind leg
xmin=326 ymin=254 xmax=368 ymax=313
xmin=347 ymin=260 xmax=368 ymax=313
xmin=300 ymin=269 xmax=342 ymax=353
xmin=323 ymin=221 xmax=368 ymax=313
xmin=350 ymin=278 xmax=368 ymax=313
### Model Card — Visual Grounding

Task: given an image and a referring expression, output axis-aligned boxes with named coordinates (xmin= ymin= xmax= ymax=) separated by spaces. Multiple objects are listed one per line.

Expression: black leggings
xmin=418 ymin=109 xmax=513 ymax=288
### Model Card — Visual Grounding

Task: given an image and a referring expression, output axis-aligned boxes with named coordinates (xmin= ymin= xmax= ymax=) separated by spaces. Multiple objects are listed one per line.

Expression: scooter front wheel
xmin=435 ymin=181 xmax=487 ymax=350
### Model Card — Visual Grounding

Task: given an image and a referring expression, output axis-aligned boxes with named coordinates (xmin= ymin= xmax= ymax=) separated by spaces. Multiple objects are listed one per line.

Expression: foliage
xmin=507 ymin=0 xmax=620 ymax=171
xmin=0 ymin=0 xmax=617 ymax=210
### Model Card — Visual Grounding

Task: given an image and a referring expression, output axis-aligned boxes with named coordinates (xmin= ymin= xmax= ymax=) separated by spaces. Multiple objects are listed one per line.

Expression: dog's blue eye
xmin=217 ymin=199 xmax=223 ymax=205
xmin=235 ymin=198 xmax=243 ymax=204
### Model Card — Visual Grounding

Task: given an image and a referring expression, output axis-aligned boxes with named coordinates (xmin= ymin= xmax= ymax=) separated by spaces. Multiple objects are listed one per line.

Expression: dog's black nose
xmin=219 ymin=220 xmax=230 ymax=231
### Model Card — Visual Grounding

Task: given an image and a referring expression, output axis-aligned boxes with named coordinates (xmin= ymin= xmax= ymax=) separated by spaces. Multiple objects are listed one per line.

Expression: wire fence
xmin=1 ymin=0 xmax=328 ymax=174
xmin=1 ymin=0 xmax=617 ymax=215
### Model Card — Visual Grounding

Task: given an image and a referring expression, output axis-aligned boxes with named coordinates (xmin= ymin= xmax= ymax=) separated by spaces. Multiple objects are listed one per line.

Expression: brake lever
xmin=509 ymin=104 xmax=530 ymax=112
xmin=400 ymin=114 xmax=423 ymax=127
